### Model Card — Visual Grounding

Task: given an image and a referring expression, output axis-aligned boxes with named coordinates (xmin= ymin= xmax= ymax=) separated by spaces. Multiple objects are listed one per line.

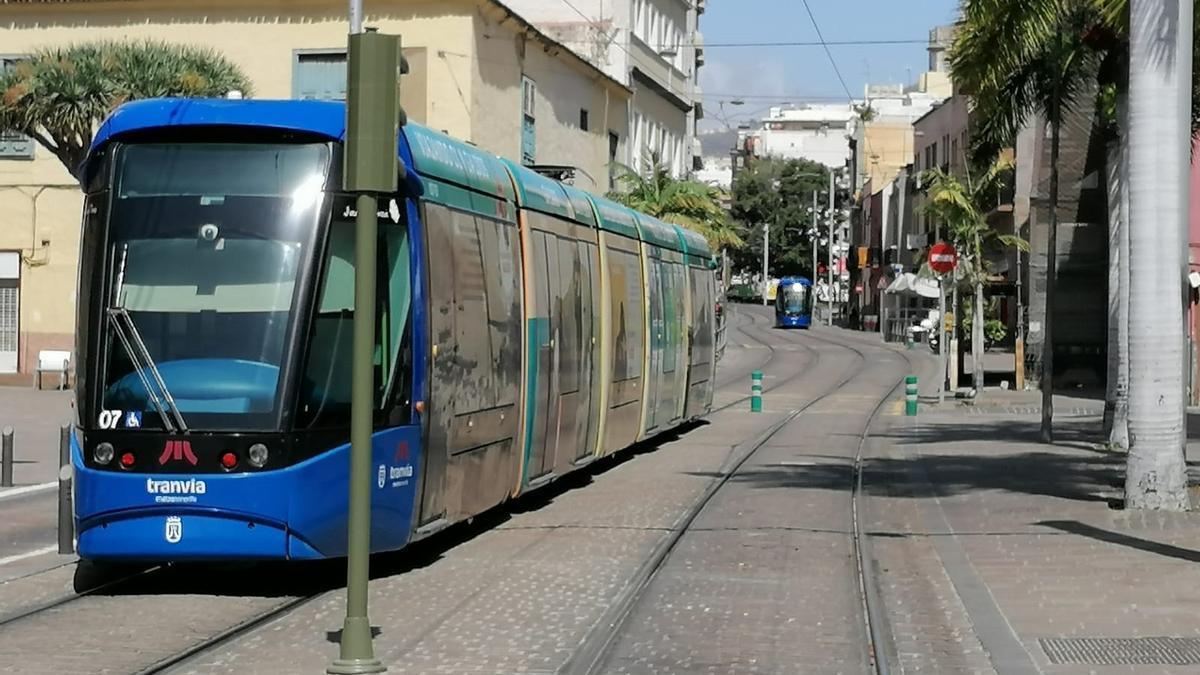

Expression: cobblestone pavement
xmin=17 ymin=308 xmax=1200 ymax=675
xmin=0 ymin=387 xmax=72 ymax=487
xmin=594 ymin=328 xmax=912 ymax=674
xmin=0 ymin=388 xmax=75 ymax=579
xmin=173 ymin=309 xmax=892 ymax=674
xmin=865 ymin=364 xmax=1200 ymax=674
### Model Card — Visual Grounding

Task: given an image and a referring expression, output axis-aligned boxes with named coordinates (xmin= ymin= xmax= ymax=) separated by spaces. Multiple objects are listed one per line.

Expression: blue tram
xmin=774 ymin=277 xmax=813 ymax=328
xmin=70 ymin=99 xmax=717 ymax=568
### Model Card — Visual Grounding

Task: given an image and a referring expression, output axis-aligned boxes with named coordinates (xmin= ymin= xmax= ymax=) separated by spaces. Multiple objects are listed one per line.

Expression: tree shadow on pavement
xmin=1037 ymin=520 xmax=1200 ymax=563
xmin=873 ymin=417 xmax=1107 ymax=453
xmin=685 ymin=415 xmax=1152 ymax=504
xmin=690 ymin=450 xmax=1121 ymax=504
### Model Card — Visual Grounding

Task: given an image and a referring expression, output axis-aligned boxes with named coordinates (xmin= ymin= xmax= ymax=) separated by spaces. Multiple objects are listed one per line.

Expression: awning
xmin=883 ymin=272 xmax=940 ymax=299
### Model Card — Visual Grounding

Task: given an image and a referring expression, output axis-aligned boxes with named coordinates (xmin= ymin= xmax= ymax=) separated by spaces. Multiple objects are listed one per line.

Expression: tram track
xmin=0 ymin=316 xmax=918 ymax=675
xmin=0 ymin=314 xmax=820 ymax=675
xmin=751 ymin=306 xmax=928 ymax=675
xmin=561 ymin=321 xmax=896 ymax=674
xmin=0 ymin=558 xmax=337 ymax=674
xmin=558 ymin=308 xmax=932 ymax=675
xmin=708 ymin=305 xmax=822 ymax=414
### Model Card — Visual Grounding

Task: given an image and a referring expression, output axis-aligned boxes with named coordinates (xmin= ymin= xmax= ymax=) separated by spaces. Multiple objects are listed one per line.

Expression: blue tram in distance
xmin=68 ymin=98 xmax=717 ymax=584
xmin=774 ymin=277 xmax=813 ymax=328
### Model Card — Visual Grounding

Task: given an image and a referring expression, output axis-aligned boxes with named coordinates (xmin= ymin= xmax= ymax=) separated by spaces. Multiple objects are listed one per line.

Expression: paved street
xmin=0 ymin=388 xmax=73 ymax=581
xmin=4 ymin=307 xmax=1200 ymax=673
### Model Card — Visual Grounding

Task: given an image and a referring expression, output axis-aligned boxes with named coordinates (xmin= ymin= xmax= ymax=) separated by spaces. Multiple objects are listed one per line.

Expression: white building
xmin=742 ymin=103 xmax=857 ymax=168
xmin=504 ymin=0 xmax=704 ymax=183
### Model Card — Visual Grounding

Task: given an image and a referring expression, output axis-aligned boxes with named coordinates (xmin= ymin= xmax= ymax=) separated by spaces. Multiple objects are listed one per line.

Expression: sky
xmin=698 ymin=0 xmax=960 ymax=132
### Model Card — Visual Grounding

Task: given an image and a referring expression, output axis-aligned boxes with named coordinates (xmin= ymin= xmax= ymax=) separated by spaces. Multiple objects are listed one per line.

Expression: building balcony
xmin=629 ymin=33 xmax=693 ymax=112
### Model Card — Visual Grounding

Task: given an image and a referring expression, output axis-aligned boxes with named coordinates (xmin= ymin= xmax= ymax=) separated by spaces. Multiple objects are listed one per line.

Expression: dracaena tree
xmin=0 ymin=41 xmax=251 ymax=180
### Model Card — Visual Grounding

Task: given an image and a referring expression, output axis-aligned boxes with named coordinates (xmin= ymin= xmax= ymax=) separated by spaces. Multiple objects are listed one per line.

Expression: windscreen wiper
xmin=107 ymin=307 xmax=188 ymax=432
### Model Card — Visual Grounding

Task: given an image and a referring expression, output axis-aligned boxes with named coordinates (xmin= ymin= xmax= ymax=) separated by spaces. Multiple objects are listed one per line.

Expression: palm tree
xmin=1091 ymin=0 xmax=1199 ymax=455
xmin=609 ymin=152 xmax=745 ymax=251
xmin=952 ymin=0 xmax=1103 ymax=442
xmin=1123 ymin=0 xmax=1190 ymax=510
xmin=920 ymin=156 xmax=1029 ymax=396
xmin=0 ymin=41 xmax=251 ymax=180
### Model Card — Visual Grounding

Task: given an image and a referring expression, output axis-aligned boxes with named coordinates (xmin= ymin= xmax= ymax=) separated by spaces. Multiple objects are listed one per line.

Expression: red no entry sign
xmin=928 ymin=242 xmax=958 ymax=275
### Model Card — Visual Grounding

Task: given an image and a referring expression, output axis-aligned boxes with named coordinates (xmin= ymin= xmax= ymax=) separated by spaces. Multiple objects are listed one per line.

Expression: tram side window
xmin=298 ymin=199 xmax=411 ymax=428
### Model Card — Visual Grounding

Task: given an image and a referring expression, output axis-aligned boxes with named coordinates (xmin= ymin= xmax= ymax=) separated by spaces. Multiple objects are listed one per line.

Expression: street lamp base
xmin=327 ymin=658 xmax=387 ymax=675
xmin=328 ymin=616 xmax=387 ymax=674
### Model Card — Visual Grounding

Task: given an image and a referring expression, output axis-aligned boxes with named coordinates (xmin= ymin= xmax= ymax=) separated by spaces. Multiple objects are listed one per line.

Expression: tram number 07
xmin=98 ymin=410 xmax=124 ymax=430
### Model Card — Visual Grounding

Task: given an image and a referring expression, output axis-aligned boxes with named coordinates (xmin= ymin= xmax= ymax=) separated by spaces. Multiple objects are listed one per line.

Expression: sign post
xmin=329 ymin=2 xmax=401 ymax=672
xmin=928 ymin=242 xmax=958 ymax=405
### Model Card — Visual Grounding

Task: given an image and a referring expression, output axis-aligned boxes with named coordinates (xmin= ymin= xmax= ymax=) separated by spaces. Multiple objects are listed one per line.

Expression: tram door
xmin=527 ymin=230 xmax=560 ymax=479
xmin=577 ymin=241 xmax=602 ymax=462
xmin=528 ymin=226 xmax=597 ymax=478
xmin=553 ymin=237 xmax=593 ymax=465
xmin=644 ymin=256 xmax=665 ymax=432
xmin=657 ymin=261 xmax=680 ymax=425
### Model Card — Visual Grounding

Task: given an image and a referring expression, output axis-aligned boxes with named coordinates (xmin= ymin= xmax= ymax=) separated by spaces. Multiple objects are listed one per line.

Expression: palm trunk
xmin=972 ymin=232 xmax=985 ymax=394
xmin=1040 ymin=79 xmax=1061 ymax=444
xmin=1104 ymin=138 xmax=1120 ymax=437
xmin=1115 ymin=113 xmax=1131 ymax=447
xmin=973 ymin=279 xmax=985 ymax=394
xmin=1125 ymin=0 xmax=1190 ymax=510
xmin=1104 ymin=91 xmax=1131 ymax=449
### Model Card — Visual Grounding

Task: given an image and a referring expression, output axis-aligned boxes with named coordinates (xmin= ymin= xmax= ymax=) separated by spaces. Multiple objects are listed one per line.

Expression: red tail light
xmin=220 ymin=452 xmax=238 ymax=470
xmin=119 ymin=452 xmax=136 ymax=469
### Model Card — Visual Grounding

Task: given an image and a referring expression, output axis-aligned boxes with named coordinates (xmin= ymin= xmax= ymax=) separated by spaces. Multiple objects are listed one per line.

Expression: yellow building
xmin=0 ymin=0 xmax=631 ymax=379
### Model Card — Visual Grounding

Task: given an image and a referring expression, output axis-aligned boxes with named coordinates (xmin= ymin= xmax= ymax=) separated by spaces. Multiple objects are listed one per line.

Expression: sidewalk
xmin=0 ymin=386 xmax=72 ymax=488
xmin=867 ymin=392 xmax=1200 ymax=674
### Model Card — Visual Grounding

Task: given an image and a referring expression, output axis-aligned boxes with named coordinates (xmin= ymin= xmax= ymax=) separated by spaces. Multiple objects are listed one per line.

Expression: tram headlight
xmin=247 ymin=443 xmax=269 ymax=468
xmin=93 ymin=442 xmax=114 ymax=466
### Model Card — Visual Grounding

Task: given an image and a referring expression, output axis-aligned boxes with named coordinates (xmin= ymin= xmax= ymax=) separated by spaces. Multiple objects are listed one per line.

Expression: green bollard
xmin=905 ymin=375 xmax=918 ymax=416
xmin=751 ymin=370 xmax=763 ymax=413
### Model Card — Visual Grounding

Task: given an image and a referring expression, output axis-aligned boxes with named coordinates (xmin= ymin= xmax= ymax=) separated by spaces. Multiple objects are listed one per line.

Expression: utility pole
xmin=827 ymin=171 xmax=835 ymax=326
xmin=761 ymin=222 xmax=770 ymax=306
xmin=328 ymin=1 xmax=400 ymax=672
xmin=811 ymin=189 xmax=818 ymax=285
xmin=938 ymin=276 xmax=947 ymax=404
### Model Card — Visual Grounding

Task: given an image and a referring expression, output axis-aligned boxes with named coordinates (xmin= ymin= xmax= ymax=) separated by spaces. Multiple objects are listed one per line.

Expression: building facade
xmin=1016 ymin=99 xmax=1109 ymax=388
xmin=504 ymin=0 xmax=704 ymax=180
xmin=0 ymin=0 xmax=631 ymax=379
xmin=740 ymin=103 xmax=856 ymax=169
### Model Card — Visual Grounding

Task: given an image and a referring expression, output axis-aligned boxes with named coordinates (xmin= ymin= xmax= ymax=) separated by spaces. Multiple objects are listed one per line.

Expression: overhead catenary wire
xmin=557 ymin=38 xmax=928 ymax=49
xmin=799 ymin=0 xmax=856 ymax=102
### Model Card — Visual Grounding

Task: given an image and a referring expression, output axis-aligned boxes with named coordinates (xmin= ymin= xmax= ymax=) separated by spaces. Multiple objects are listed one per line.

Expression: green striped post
xmin=751 ymin=370 xmax=763 ymax=413
xmin=905 ymin=375 xmax=918 ymax=416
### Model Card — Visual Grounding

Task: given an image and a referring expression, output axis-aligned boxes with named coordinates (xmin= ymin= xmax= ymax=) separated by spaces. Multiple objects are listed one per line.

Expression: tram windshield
xmin=778 ymin=283 xmax=810 ymax=316
xmin=99 ymin=142 xmax=330 ymax=431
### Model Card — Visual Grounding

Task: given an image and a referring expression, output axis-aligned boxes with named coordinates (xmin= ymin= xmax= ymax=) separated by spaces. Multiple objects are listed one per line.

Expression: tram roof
xmin=85 ymin=98 xmax=518 ymax=206
xmin=633 ymin=213 xmax=686 ymax=252
xmin=499 ymin=158 xmax=578 ymax=223
xmin=559 ymin=184 xmax=598 ymax=228
xmin=84 ymin=99 xmax=714 ymax=258
xmin=675 ymin=226 xmax=712 ymax=263
xmin=586 ymin=195 xmax=641 ymax=240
